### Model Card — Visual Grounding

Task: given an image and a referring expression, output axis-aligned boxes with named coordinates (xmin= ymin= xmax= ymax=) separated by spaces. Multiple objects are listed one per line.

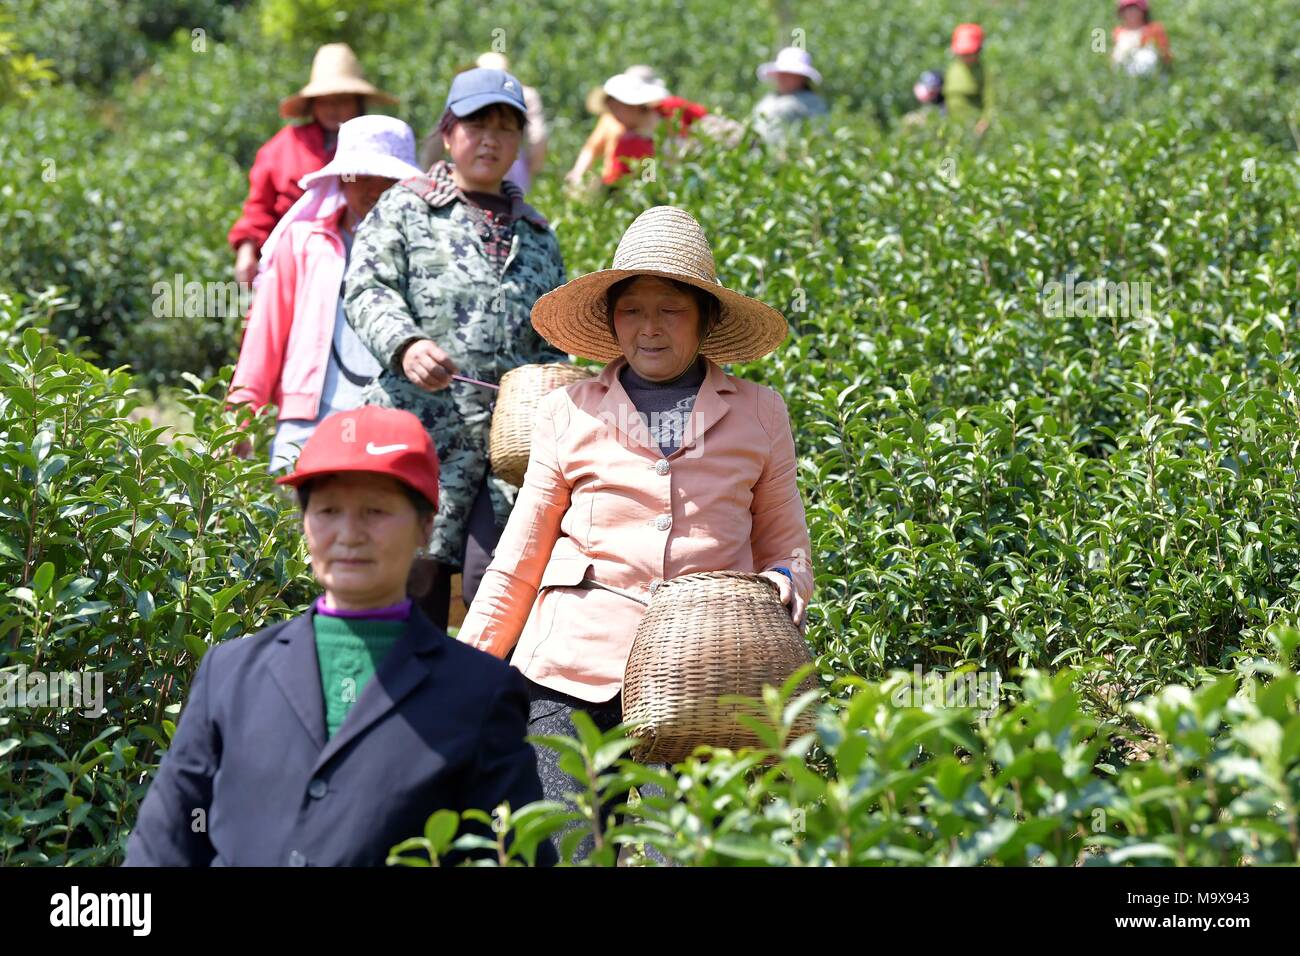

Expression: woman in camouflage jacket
xmin=344 ymin=67 xmax=567 ymax=628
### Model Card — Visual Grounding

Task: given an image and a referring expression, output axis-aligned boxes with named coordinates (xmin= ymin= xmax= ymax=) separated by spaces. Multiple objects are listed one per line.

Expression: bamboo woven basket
xmin=489 ymin=363 xmax=593 ymax=486
xmin=622 ymin=571 xmax=817 ymax=763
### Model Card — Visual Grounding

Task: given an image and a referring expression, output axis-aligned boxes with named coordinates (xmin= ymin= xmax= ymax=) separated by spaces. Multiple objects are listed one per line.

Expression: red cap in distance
xmin=951 ymin=23 xmax=985 ymax=55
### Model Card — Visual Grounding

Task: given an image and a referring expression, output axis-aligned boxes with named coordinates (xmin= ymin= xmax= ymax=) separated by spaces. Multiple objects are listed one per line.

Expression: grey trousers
xmin=524 ymin=678 xmax=672 ymax=865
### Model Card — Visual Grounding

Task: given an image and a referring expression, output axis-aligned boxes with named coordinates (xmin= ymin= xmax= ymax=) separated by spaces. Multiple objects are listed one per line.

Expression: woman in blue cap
xmin=344 ymin=68 xmax=568 ymax=632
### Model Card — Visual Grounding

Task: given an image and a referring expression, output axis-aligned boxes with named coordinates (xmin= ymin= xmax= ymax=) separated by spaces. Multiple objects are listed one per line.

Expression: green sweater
xmin=944 ymin=58 xmax=994 ymax=128
xmin=313 ymin=615 xmax=405 ymax=738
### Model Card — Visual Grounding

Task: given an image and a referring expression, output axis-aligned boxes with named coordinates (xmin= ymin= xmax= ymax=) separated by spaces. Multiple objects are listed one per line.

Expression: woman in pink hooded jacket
xmin=227 ymin=116 xmax=424 ymax=471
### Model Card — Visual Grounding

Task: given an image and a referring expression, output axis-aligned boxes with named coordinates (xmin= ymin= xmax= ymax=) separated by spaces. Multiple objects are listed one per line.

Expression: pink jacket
xmin=457 ymin=357 xmax=814 ymax=702
xmin=228 ymin=208 xmax=347 ymax=421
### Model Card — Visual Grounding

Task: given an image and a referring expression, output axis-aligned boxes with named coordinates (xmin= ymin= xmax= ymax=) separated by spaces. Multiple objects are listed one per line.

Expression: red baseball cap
xmin=1117 ymin=0 xmax=1149 ymax=12
xmin=951 ymin=23 xmax=985 ymax=55
xmin=275 ymin=406 xmax=440 ymax=509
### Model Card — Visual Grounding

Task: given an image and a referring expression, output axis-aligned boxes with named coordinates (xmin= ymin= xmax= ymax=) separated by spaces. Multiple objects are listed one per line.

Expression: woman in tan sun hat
xmin=228 ymin=43 xmax=398 ymax=285
xmin=457 ymin=204 xmax=813 ymax=860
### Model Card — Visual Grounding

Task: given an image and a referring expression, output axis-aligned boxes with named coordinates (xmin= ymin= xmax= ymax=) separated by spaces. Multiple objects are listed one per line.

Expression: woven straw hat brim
xmin=532 ymin=267 xmax=788 ymax=364
xmin=280 ymin=84 xmax=400 ymax=119
xmin=585 ymin=85 xmax=609 ymax=115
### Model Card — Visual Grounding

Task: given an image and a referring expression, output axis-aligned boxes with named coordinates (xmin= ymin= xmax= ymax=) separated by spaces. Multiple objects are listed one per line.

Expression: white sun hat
xmin=756 ymin=46 xmax=823 ymax=86
xmin=298 ymin=114 xmax=424 ymax=188
xmin=256 ymin=115 xmax=423 ymax=277
xmin=602 ymin=70 xmax=670 ymax=106
xmin=587 ymin=64 xmax=664 ymax=113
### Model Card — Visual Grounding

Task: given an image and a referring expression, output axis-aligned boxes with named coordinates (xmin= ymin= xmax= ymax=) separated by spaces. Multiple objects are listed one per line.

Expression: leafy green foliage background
xmin=1 ymin=0 xmax=1298 ymax=864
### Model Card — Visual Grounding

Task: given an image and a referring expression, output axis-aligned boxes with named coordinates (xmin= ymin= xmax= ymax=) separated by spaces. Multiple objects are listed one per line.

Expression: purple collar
xmin=313 ymin=594 xmax=412 ymax=621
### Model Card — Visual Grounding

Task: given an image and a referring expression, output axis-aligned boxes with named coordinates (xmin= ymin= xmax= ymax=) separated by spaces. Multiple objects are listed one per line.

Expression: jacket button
xmin=288 ymin=850 xmax=307 ymax=866
xmin=654 ymin=459 xmax=670 ymax=476
xmin=308 ymin=779 xmax=328 ymax=799
xmin=655 ymin=515 xmax=672 ymax=531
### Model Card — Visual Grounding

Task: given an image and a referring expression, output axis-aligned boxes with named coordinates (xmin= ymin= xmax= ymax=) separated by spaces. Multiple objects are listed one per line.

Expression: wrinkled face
xmin=607 ymin=97 xmax=658 ymax=131
xmin=312 ymin=93 xmax=364 ymax=131
xmin=773 ymin=72 xmax=807 ymax=95
xmin=302 ymin=472 xmax=432 ymax=609
xmin=340 ymin=174 xmax=397 ymax=222
xmin=612 ymin=276 xmax=702 ymax=382
xmin=443 ymin=106 xmax=523 ymax=188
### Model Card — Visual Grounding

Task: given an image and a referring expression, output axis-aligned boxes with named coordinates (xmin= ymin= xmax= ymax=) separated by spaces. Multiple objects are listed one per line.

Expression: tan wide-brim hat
xmin=280 ymin=43 xmax=399 ymax=119
xmin=531 ymin=206 xmax=789 ymax=364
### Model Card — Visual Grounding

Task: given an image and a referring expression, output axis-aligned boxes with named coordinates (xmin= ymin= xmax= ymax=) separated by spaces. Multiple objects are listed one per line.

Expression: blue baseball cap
xmin=444 ymin=67 xmax=527 ymax=118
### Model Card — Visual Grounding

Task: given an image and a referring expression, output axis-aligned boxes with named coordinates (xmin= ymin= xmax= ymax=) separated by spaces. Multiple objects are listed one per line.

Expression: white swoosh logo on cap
xmin=365 ymin=442 xmax=409 ymax=455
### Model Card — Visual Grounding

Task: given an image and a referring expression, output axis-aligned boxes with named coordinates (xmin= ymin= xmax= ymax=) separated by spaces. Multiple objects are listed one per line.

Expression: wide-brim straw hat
xmin=280 ymin=43 xmax=399 ymax=119
xmin=531 ymin=206 xmax=788 ymax=364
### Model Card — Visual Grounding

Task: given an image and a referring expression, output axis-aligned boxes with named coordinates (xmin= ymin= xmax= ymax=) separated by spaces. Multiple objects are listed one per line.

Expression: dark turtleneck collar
xmin=620 ymin=355 xmax=707 ymax=390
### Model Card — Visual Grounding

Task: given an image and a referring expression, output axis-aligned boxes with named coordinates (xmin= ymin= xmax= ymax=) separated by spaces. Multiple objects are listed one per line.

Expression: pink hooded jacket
xmin=228 ymin=207 xmax=348 ymax=421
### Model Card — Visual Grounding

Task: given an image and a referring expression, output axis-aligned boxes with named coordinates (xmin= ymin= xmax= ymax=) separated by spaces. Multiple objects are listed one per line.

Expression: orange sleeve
xmin=749 ymin=389 xmax=814 ymax=625
xmin=1147 ymin=23 xmax=1172 ymax=61
xmin=458 ymin=392 xmax=572 ymax=658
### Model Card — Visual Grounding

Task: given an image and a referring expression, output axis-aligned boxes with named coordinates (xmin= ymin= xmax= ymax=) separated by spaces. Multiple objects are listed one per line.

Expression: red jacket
xmin=227 ymin=121 xmax=333 ymax=253
xmin=656 ymin=96 xmax=708 ymax=136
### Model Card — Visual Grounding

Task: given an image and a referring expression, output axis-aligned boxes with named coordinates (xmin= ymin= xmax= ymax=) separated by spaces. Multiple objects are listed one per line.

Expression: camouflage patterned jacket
xmin=343 ymin=161 xmax=567 ymax=566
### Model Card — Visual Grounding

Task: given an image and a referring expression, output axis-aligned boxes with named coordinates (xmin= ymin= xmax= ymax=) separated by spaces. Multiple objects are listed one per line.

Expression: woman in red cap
xmin=124 ymin=406 xmax=552 ymax=867
xmin=944 ymin=23 xmax=994 ymax=136
xmin=1112 ymin=1 xmax=1173 ymax=76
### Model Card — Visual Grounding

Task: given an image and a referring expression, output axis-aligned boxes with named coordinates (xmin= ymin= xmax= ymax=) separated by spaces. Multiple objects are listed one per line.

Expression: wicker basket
xmin=622 ymin=571 xmax=817 ymax=763
xmin=488 ymin=363 xmax=593 ymax=486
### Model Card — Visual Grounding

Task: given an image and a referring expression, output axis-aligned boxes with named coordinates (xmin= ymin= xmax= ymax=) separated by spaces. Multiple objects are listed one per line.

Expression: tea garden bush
xmin=3 ymin=0 xmax=1297 ymax=381
xmin=2 ymin=0 xmax=1299 ymax=864
xmin=394 ymin=631 xmax=1300 ymax=867
xmin=0 ymin=292 xmax=315 ymax=864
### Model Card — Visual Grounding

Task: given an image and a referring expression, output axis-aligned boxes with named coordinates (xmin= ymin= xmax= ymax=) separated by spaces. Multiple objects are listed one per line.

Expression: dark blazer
xmin=124 ymin=604 xmax=554 ymax=866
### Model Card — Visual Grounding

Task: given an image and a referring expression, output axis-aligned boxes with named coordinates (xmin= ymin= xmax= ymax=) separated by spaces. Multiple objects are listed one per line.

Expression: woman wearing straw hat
xmin=125 ymin=406 xmax=553 ymax=867
xmin=345 ymin=67 xmax=567 ymax=632
xmin=457 ymin=205 xmax=814 ymax=859
xmin=750 ymin=46 xmax=828 ymax=148
xmin=227 ymin=115 xmax=424 ymax=471
xmin=229 ymin=43 xmax=398 ymax=285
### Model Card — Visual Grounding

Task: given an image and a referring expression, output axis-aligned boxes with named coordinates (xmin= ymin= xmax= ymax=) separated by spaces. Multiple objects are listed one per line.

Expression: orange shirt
xmin=1112 ymin=21 xmax=1172 ymax=62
